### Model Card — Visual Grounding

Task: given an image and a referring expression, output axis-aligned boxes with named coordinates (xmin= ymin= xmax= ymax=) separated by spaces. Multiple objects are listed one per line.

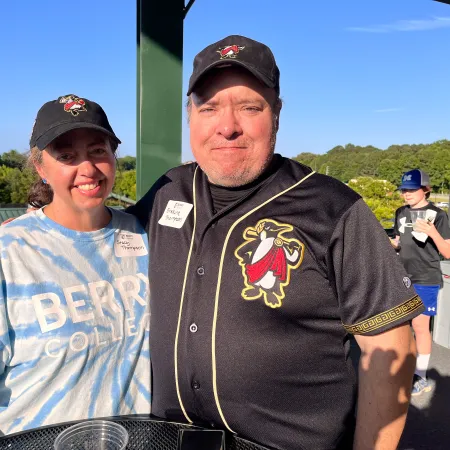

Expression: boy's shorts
xmin=413 ymin=284 xmax=440 ymax=316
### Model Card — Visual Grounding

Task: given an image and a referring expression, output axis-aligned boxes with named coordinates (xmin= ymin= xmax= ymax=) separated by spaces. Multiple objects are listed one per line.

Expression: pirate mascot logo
xmin=59 ymin=95 xmax=87 ymax=116
xmin=235 ymin=219 xmax=304 ymax=308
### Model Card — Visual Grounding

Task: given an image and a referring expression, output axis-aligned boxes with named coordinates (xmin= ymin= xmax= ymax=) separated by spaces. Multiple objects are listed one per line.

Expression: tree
xmin=0 ymin=166 xmax=38 ymax=204
xmin=0 ymin=150 xmax=27 ymax=169
xmin=348 ymin=177 xmax=404 ymax=227
xmin=9 ymin=169 xmax=37 ymax=204
xmin=293 ymin=139 xmax=450 ymax=192
xmin=117 ymin=156 xmax=136 ymax=171
xmin=113 ymin=170 xmax=136 ymax=200
xmin=0 ymin=166 xmax=15 ymax=203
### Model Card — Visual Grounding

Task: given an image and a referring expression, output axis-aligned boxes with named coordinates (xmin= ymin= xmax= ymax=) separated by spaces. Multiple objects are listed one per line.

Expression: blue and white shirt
xmin=0 ymin=208 xmax=150 ymax=435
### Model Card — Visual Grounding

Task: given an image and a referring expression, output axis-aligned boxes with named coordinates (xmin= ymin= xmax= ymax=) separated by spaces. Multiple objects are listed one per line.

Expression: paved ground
xmin=399 ymin=342 xmax=450 ymax=450
xmin=351 ymin=340 xmax=450 ymax=449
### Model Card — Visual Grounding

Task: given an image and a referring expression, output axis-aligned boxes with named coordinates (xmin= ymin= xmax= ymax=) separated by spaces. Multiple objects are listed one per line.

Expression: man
xmin=129 ymin=35 xmax=424 ymax=450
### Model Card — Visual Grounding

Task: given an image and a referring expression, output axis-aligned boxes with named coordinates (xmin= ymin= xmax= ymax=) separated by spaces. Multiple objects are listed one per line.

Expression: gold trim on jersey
xmin=211 ymin=170 xmax=316 ymax=432
xmin=173 ymin=166 xmax=199 ymax=424
xmin=342 ymin=295 xmax=423 ymax=335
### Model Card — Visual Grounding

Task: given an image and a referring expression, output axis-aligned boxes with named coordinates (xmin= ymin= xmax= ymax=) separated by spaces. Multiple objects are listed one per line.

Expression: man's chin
xmin=204 ymin=161 xmax=272 ymax=188
xmin=207 ymin=171 xmax=255 ymax=188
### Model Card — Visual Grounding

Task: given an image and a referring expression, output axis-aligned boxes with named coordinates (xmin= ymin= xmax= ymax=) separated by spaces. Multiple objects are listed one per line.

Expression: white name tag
xmin=158 ymin=200 xmax=193 ymax=229
xmin=114 ymin=231 xmax=148 ymax=257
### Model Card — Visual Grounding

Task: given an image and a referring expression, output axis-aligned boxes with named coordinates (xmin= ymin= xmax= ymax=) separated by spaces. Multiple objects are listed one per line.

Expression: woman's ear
xmin=34 ymin=162 xmax=46 ymax=182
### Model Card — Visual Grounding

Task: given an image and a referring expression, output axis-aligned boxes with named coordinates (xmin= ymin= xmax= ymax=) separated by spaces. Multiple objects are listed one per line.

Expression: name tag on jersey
xmin=114 ymin=231 xmax=148 ymax=257
xmin=158 ymin=200 xmax=193 ymax=229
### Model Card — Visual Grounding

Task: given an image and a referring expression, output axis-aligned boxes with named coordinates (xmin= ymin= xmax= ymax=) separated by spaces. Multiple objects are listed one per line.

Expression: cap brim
xmin=187 ymin=59 xmax=276 ymax=96
xmin=397 ymin=184 xmax=421 ymax=190
xmin=34 ymin=122 xmax=121 ymax=150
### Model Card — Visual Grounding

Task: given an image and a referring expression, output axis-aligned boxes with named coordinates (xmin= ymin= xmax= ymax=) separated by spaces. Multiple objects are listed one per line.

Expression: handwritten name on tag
xmin=158 ymin=200 xmax=193 ymax=229
xmin=114 ymin=232 xmax=148 ymax=257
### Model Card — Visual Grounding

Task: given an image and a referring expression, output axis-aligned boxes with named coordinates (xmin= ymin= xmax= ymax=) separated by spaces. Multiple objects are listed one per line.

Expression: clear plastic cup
xmin=410 ymin=210 xmax=427 ymax=231
xmin=54 ymin=420 xmax=129 ymax=450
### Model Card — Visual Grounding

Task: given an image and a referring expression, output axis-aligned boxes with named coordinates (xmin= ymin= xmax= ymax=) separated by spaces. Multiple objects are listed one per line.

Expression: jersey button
xmin=192 ymin=381 xmax=201 ymax=390
xmin=189 ymin=323 xmax=198 ymax=333
xmin=197 ymin=266 xmax=205 ymax=276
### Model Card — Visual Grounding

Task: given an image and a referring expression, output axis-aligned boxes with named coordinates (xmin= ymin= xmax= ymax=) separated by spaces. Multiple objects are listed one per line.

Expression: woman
xmin=0 ymin=95 xmax=150 ymax=434
xmin=392 ymin=169 xmax=450 ymax=396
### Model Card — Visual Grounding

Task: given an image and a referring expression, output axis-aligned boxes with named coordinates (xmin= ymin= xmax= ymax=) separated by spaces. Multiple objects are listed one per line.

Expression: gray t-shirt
xmin=394 ymin=204 xmax=450 ymax=285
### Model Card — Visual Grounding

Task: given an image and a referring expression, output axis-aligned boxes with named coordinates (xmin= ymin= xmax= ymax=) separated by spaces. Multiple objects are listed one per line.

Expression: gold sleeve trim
xmin=343 ymin=295 xmax=424 ymax=335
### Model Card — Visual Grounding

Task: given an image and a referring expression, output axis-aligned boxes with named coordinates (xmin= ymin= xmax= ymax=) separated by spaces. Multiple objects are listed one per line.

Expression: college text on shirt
xmin=31 ymin=273 xmax=149 ymax=358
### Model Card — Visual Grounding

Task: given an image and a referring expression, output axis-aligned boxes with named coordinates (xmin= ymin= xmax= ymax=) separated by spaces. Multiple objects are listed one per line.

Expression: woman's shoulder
xmin=110 ymin=208 xmax=146 ymax=234
xmin=0 ymin=210 xmax=40 ymax=236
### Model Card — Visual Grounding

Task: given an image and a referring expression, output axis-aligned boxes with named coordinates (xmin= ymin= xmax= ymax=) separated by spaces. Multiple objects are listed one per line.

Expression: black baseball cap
xmin=187 ymin=35 xmax=280 ymax=96
xmin=30 ymin=94 xmax=121 ymax=150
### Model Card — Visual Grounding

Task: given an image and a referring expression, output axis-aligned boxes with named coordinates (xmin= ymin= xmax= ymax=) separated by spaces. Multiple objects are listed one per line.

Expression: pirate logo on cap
xmin=59 ymin=95 xmax=87 ymax=116
xmin=217 ymin=45 xmax=245 ymax=59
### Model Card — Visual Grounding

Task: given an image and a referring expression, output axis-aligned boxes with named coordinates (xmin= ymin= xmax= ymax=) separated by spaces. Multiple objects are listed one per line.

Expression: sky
xmin=1 ymin=0 xmax=449 ymax=161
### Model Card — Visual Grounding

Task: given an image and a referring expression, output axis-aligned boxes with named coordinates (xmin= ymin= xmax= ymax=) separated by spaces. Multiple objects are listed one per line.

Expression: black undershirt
xmin=208 ymin=155 xmax=283 ymax=213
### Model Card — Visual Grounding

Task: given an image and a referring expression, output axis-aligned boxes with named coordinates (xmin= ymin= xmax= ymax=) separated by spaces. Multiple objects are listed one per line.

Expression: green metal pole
xmin=137 ymin=0 xmax=185 ymax=199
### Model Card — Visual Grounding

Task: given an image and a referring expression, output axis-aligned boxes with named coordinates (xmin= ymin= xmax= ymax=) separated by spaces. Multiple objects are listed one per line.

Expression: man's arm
xmin=125 ymin=174 xmax=172 ymax=230
xmin=353 ymin=324 xmax=416 ymax=450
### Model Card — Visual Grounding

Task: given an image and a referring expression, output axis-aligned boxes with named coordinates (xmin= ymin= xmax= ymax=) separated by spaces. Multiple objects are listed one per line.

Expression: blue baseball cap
xmin=398 ymin=169 xmax=430 ymax=190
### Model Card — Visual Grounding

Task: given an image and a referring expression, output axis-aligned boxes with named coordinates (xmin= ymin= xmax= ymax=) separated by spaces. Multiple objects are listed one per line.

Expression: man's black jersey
xmin=394 ymin=204 xmax=450 ymax=286
xmin=129 ymin=156 xmax=424 ymax=450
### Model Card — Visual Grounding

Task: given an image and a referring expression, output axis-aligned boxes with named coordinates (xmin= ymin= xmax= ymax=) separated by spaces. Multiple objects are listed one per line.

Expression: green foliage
xmin=113 ymin=170 xmax=137 ymax=200
xmin=348 ymin=177 xmax=404 ymax=227
xmin=10 ymin=169 xmax=37 ymax=204
xmin=0 ymin=150 xmax=27 ymax=169
xmin=294 ymin=140 xmax=450 ymax=190
xmin=117 ymin=156 xmax=136 ymax=171
xmin=0 ymin=166 xmax=16 ymax=203
xmin=0 ymin=166 xmax=37 ymax=204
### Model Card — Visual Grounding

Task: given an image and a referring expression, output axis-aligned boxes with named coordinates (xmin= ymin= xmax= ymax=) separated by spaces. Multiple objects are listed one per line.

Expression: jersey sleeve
xmin=328 ymin=199 xmax=425 ymax=336
xmin=0 ymin=262 xmax=11 ymax=376
xmin=435 ymin=209 xmax=450 ymax=240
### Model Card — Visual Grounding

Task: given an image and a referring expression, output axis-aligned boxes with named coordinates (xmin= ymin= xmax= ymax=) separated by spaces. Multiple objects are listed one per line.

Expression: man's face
xmin=189 ymin=67 xmax=281 ymax=187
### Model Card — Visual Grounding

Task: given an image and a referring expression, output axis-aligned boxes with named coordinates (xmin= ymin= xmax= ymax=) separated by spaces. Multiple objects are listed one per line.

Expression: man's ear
xmin=274 ymin=99 xmax=282 ymax=131
xmin=274 ymin=116 xmax=279 ymax=132
xmin=276 ymin=98 xmax=283 ymax=113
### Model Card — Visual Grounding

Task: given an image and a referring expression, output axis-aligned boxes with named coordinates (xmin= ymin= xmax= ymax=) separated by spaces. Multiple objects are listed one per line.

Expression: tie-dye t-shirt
xmin=0 ymin=208 xmax=150 ymax=435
